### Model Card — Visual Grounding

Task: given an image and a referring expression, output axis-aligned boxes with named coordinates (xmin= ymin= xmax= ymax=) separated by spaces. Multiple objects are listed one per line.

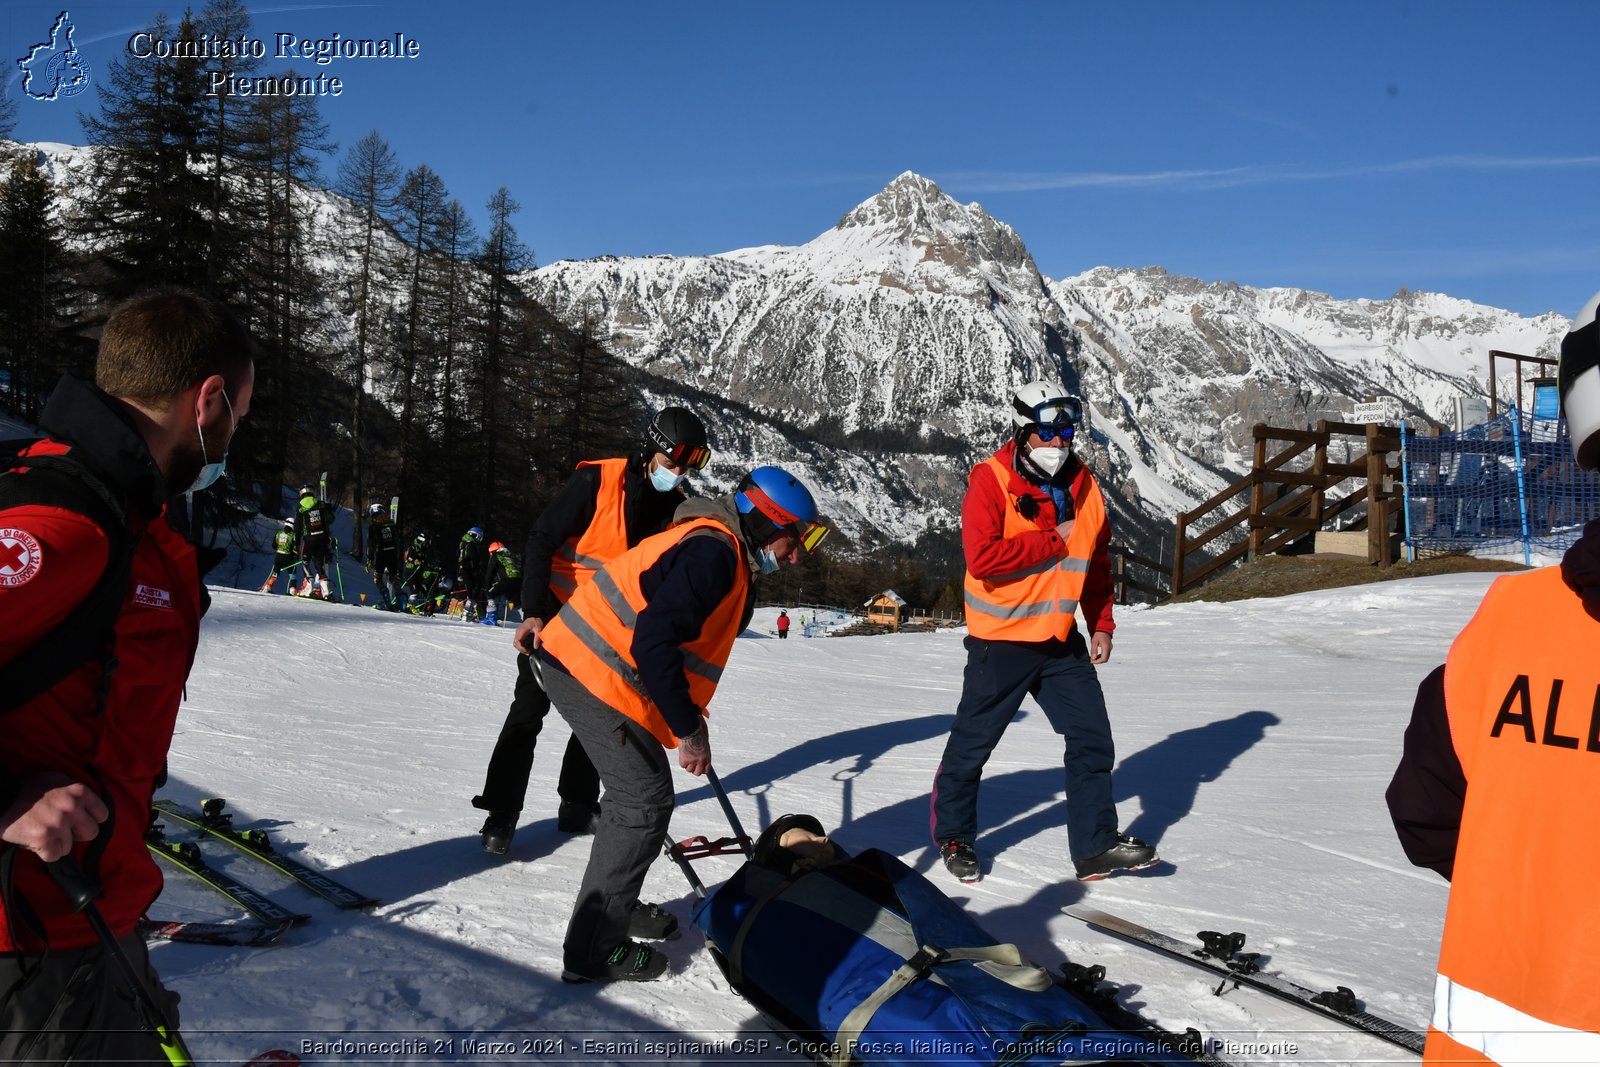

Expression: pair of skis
xmin=146 ymin=798 xmax=378 ymax=945
xmin=1061 ymin=906 xmax=1425 ymax=1055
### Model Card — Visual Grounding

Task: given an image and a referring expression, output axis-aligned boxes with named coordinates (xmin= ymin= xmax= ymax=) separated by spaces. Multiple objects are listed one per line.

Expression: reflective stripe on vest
xmin=1431 ymin=974 xmax=1600 ymax=1064
xmin=538 ymin=518 xmax=748 ymax=747
xmin=547 ymin=457 xmax=629 ymax=606
xmin=961 ymin=456 xmax=1107 ymax=642
xmin=1428 ymin=567 xmax=1600 ymax=1062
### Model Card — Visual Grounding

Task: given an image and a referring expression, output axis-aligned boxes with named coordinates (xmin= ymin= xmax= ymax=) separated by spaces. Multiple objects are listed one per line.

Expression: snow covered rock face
xmin=524 ymin=175 xmax=1568 ymax=553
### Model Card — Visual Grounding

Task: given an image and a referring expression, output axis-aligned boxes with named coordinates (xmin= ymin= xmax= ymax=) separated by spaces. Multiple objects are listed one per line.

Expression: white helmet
xmin=1560 ymin=289 xmax=1600 ymax=471
xmin=1011 ymin=381 xmax=1082 ymax=433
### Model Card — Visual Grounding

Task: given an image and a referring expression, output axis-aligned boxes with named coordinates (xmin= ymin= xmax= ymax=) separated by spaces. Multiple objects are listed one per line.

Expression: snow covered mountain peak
xmin=795 ymin=171 xmax=1045 ymax=302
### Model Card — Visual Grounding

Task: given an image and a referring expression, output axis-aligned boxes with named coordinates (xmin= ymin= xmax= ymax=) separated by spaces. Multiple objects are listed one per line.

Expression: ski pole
xmin=46 ymin=856 xmax=195 ymax=1066
xmin=704 ymin=767 xmax=753 ymax=857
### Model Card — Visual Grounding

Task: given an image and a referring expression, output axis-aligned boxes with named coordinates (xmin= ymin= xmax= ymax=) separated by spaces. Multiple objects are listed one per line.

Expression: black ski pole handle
xmin=45 ymin=854 xmax=102 ymax=913
xmin=47 ymin=856 xmax=195 ymax=1065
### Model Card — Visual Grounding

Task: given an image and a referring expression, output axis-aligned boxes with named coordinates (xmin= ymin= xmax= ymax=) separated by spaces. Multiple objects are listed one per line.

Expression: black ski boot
xmin=561 ymin=941 xmax=668 ymax=984
xmin=557 ymin=801 xmax=600 ymax=835
xmin=940 ymin=839 xmax=980 ymax=883
xmin=480 ymin=812 xmax=517 ymax=855
xmin=1074 ymin=834 xmax=1159 ymax=881
xmin=628 ymin=901 xmax=680 ymax=940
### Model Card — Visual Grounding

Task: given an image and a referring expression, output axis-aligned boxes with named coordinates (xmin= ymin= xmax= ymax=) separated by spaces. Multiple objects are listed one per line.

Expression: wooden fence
xmin=1169 ymin=420 xmax=1402 ymax=597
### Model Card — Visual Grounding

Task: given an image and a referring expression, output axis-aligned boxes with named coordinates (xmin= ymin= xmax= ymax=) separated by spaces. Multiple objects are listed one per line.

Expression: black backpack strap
xmin=0 ymin=447 xmax=136 ymax=715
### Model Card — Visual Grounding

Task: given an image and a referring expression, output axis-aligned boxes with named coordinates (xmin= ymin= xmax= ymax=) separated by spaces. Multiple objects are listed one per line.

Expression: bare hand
xmin=512 ymin=616 xmax=544 ymax=655
xmin=1 ymin=775 xmax=109 ymax=863
xmin=1089 ymin=631 xmax=1113 ymax=665
xmin=678 ymin=723 xmax=711 ymax=776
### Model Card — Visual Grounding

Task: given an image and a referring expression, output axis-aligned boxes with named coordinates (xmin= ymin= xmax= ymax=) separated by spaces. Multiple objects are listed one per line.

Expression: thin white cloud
xmin=948 ymin=155 xmax=1600 ymax=193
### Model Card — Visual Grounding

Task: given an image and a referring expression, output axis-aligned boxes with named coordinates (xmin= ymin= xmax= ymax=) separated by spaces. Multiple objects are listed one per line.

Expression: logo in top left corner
xmin=0 ymin=528 xmax=44 ymax=587
xmin=17 ymin=10 xmax=92 ymax=102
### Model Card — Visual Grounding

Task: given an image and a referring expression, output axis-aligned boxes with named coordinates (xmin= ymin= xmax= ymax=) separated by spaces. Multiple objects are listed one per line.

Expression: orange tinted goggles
xmin=666 ymin=442 xmax=712 ymax=470
xmin=798 ymin=521 xmax=831 ymax=554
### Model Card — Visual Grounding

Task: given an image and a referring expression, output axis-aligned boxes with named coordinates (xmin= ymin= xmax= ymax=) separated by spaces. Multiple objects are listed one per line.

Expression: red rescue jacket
xmin=0 ymin=377 xmax=201 ymax=951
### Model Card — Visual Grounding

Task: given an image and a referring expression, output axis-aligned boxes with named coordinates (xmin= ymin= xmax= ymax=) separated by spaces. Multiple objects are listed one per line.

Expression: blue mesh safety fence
xmin=1400 ymin=410 xmax=1600 ymax=558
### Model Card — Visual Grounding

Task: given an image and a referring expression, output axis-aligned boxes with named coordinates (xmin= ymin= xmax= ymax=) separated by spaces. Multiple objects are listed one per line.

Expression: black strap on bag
xmin=0 ymin=441 xmax=136 ymax=714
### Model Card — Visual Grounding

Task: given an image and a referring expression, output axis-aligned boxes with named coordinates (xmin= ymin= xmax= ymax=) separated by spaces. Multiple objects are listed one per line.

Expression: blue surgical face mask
xmin=650 ymin=464 xmax=687 ymax=493
xmin=756 ymin=545 xmax=780 ymax=574
xmin=187 ymin=388 xmax=236 ymax=494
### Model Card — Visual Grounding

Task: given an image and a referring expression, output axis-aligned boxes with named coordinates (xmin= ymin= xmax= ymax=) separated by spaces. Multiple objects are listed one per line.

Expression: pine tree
xmin=471 ymin=187 xmax=534 ymax=525
xmin=0 ymin=87 xmax=17 ymax=143
xmin=195 ymin=0 xmax=261 ymax=296
xmin=542 ymin=306 xmax=643 ymax=472
xmin=77 ymin=11 xmax=218 ymax=300
xmin=391 ymin=164 xmax=450 ymax=517
xmin=0 ymin=155 xmax=78 ymax=419
xmin=232 ymin=74 xmax=334 ymax=510
xmin=334 ymin=130 xmax=401 ymax=545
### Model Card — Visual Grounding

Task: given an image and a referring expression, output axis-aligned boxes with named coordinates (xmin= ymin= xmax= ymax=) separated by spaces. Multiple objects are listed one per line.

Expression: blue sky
xmin=6 ymin=1 xmax=1596 ymax=317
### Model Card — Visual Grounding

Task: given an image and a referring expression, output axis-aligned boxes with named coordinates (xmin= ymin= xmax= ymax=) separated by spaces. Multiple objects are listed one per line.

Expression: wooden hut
xmin=864 ymin=590 xmax=906 ymax=632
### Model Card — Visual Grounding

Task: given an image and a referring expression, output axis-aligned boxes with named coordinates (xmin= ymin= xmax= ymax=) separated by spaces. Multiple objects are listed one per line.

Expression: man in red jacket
xmin=931 ymin=382 xmax=1157 ymax=884
xmin=0 ymin=288 xmax=253 ymax=1062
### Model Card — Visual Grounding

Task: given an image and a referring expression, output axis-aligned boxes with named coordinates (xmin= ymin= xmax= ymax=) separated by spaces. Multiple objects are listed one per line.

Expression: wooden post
xmin=1365 ymin=423 xmax=1384 ymax=564
xmin=1311 ymin=421 xmax=1329 ymax=539
xmin=1248 ymin=425 xmax=1268 ymax=560
xmin=1172 ymin=513 xmax=1188 ymax=597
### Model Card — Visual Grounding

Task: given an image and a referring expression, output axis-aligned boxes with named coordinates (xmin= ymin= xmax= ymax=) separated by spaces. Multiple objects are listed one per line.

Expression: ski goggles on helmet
xmin=740 ymin=481 xmax=832 ymax=554
xmin=1016 ymin=394 xmax=1082 ymax=430
xmin=661 ymin=441 xmax=712 ymax=470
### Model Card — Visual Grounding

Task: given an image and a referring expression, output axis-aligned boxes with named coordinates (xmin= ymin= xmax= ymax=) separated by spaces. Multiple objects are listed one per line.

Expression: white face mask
xmin=187 ymin=388 xmax=236 ymax=494
xmin=1028 ymin=445 xmax=1068 ymax=477
xmin=650 ymin=464 xmax=687 ymax=493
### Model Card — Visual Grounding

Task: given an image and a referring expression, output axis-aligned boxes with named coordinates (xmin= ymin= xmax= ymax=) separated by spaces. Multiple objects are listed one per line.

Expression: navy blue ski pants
xmin=931 ymin=632 xmax=1118 ymax=861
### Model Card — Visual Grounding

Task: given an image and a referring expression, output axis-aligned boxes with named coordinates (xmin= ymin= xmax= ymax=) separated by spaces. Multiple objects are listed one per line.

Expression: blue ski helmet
xmin=467 ymin=526 xmax=484 ymax=540
xmin=734 ymin=466 xmax=830 ymax=553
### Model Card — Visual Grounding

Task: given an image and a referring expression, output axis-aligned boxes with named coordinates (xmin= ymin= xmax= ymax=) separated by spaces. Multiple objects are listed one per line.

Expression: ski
xmin=138 ymin=915 xmax=294 ymax=947
xmin=155 ymin=799 xmax=381 ymax=910
xmin=146 ymin=827 xmax=309 ymax=927
xmin=1061 ymin=906 xmax=1425 ymax=1055
xmin=1056 ymin=960 xmax=1237 ymax=1066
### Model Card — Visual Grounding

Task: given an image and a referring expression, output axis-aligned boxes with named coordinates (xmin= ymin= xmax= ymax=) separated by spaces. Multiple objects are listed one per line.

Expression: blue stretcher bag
xmin=691 ymin=833 xmax=1175 ymax=1066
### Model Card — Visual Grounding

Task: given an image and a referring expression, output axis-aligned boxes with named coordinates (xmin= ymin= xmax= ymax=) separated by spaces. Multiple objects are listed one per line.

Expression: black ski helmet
xmin=1559 ymin=288 xmax=1600 ymax=471
xmin=646 ymin=407 xmax=711 ymax=469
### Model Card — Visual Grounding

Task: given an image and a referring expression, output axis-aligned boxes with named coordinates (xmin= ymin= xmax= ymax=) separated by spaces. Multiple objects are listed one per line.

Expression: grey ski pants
xmin=543 ymin=666 xmax=674 ymax=971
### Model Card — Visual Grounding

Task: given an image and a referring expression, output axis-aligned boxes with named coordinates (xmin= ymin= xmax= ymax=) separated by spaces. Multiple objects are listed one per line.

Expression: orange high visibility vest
xmin=539 ymin=517 xmax=749 ymax=747
xmin=1428 ymin=567 xmax=1600 ymax=1064
xmin=547 ymin=458 xmax=629 ymax=605
xmin=962 ymin=457 xmax=1108 ymax=642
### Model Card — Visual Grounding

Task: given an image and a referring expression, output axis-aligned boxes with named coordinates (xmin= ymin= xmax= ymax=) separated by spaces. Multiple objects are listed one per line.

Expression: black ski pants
xmin=931 ymin=631 xmax=1118 ymax=862
xmin=542 ymin=665 xmax=673 ymax=972
xmin=473 ymin=652 xmax=600 ymax=816
xmin=0 ymin=929 xmax=179 ymax=1064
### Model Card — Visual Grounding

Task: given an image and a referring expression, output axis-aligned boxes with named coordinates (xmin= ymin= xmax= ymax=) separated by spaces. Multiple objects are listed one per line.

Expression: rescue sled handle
xmin=706 ymin=767 xmax=754 ymax=858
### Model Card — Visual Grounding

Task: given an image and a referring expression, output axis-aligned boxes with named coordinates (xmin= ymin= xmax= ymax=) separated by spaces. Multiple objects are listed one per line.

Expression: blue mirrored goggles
xmin=1033 ymin=423 xmax=1075 ymax=443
